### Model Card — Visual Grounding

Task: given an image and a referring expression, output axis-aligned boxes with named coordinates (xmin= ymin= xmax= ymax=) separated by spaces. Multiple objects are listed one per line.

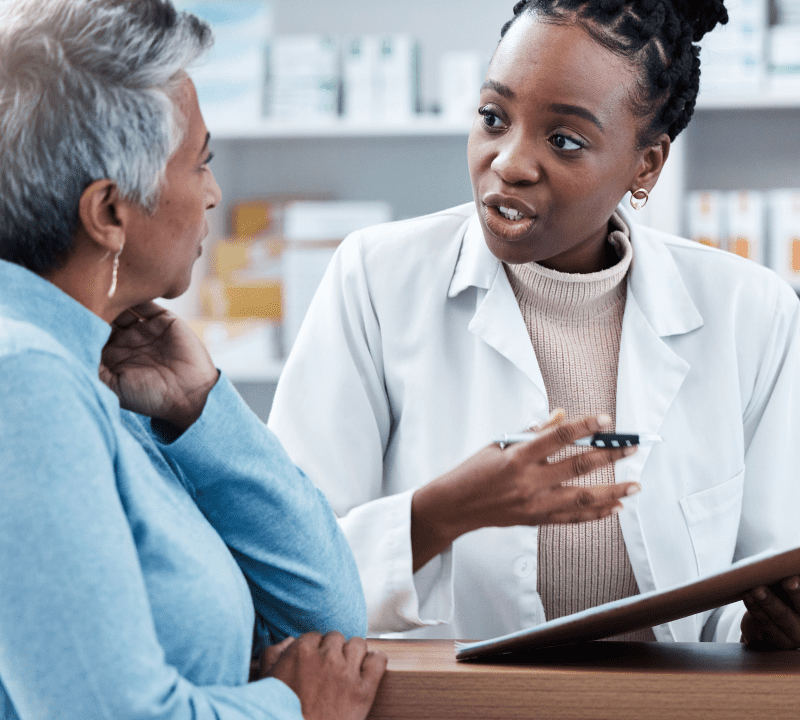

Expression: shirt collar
xmin=447 ymin=205 xmax=702 ymax=337
xmin=0 ymin=259 xmax=112 ymax=370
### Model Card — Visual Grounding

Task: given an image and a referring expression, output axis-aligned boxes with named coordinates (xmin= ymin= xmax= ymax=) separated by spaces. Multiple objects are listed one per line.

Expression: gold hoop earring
xmin=630 ymin=188 xmax=649 ymax=211
xmin=107 ymin=245 xmax=123 ymax=298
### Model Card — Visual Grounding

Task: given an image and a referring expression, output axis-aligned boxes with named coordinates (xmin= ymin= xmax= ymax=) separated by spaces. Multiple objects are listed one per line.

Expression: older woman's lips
xmin=483 ymin=203 xmax=536 ymax=241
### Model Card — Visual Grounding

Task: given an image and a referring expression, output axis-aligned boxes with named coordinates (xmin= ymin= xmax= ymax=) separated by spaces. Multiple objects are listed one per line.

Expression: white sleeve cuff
xmin=338 ymin=488 xmax=454 ymax=634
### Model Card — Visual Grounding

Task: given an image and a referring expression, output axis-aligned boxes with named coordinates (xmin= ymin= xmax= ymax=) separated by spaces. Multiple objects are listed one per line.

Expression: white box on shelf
xmin=725 ymin=190 xmax=766 ymax=264
xmin=768 ymin=189 xmax=800 ymax=291
xmin=767 ymin=25 xmax=800 ymax=93
xmin=374 ymin=34 xmax=420 ymax=123
xmin=342 ymin=35 xmax=378 ymax=122
xmin=439 ymin=51 xmax=485 ymax=124
xmin=686 ymin=191 xmax=724 ymax=249
xmin=265 ymin=35 xmax=339 ymax=121
xmin=281 ymin=201 xmax=392 ymax=349
xmin=283 ymin=201 xmax=392 ymax=241
xmin=175 ymin=1 xmax=273 ymax=128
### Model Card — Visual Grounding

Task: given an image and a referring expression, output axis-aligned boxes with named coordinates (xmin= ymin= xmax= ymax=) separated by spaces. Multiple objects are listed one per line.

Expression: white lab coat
xmin=268 ymin=202 xmax=800 ymax=643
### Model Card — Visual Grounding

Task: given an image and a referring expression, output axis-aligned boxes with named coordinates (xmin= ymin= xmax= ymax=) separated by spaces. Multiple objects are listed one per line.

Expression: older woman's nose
xmin=490 ymin=133 xmax=541 ymax=186
xmin=208 ymin=171 xmax=222 ymax=209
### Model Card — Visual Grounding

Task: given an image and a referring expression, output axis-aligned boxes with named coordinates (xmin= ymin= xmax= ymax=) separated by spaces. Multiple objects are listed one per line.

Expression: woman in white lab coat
xmin=269 ymin=0 xmax=800 ymax=648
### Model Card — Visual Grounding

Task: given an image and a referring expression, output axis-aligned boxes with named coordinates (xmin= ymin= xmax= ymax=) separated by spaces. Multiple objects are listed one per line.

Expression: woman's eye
xmin=550 ymin=134 xmax=583 ymax=151
xmin=478 ymin=106 xmax=506 ymax=130
xmin=202 ymin=151 xmax=215 ymax=168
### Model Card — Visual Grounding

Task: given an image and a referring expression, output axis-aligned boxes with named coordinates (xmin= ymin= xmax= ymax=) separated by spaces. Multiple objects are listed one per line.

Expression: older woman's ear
xmin=76 ymin=179 xmax=128 ymax=254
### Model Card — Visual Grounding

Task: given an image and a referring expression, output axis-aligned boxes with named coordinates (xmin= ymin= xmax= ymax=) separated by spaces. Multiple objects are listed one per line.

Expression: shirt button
xmin=513 ymin=554 xmax=535 ymax=578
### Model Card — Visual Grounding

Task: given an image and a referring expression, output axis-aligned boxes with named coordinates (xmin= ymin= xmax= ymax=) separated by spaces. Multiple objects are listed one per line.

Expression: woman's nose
xmin=207 ymin=170 xmax=222 ymax=209
xmin=490 ymin=134 xmax=541 ymax=186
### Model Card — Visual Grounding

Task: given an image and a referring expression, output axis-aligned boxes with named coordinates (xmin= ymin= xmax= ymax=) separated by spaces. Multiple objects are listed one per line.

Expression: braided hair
xmin=500 ymin=0 xmax=728 ymax=145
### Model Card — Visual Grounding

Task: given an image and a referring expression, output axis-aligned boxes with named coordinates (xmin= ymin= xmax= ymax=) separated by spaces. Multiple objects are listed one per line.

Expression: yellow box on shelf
xmin=212 ymin=236 xmax=284 ymax=280
xmin=200 ymin=277 xmax=282 ymax=320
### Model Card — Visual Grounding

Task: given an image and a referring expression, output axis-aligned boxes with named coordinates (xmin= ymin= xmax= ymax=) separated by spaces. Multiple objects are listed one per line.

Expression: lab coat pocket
xmin=680 ymin=469 xmax=745 ymax=579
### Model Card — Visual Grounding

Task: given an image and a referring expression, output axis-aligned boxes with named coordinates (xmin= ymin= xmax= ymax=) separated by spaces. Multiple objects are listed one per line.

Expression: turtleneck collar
xmin=504 ymin=212 xmax=633 ymax=323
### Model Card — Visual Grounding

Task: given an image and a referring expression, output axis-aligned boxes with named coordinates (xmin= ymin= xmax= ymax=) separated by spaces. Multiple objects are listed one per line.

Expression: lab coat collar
xmin=621 ymin=206 xmax=703 ymax=338
xmin=449 ymin=204 xmax=704 ymax=340
xmin=448 ymin=210 xmax=498 ymax=297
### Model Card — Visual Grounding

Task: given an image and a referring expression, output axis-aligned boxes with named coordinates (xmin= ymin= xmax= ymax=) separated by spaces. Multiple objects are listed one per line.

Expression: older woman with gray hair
xmin=0 ymin=1 xmax=385 ymax=719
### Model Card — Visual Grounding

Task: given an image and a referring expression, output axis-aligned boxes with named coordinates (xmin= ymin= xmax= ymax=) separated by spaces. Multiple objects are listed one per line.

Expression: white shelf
xmin=208 ymin=92 xmax=800 ymax=141
xmin=217 ymin=358 xmax=284 ymax=384
xmin=210 ymin=116 xmax=472 ymax=140
xmin=696 ymin=91 xmax=800 ymax=111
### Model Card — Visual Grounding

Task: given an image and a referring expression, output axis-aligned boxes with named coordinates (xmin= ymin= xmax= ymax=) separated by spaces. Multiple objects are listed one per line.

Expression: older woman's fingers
xmin=779 ymin=576 xmax=800 ymax=612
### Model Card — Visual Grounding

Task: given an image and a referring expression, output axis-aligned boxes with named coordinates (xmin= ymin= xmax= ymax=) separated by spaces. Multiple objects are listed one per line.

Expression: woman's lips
xmin=482 ymin=203 xmax=537 ymax=242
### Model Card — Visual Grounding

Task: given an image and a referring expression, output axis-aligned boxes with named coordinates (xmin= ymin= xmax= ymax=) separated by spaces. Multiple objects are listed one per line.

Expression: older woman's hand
xmin=251 ymin=632 xmax=386 ymax=720
xmin=410 ymin=415 xmax=640 ymax=572
xmin=100 ymin=302 xmax=218 ymax=431
xmin=741 ymin=576 xmax=800 ymax=649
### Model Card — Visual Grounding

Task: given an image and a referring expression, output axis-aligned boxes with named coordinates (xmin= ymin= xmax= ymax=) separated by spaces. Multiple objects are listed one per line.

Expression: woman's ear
xmin=631 ymin=133 xmax=671 ymax=194
xmin=76 ymin=179 xmax=127 ymax=254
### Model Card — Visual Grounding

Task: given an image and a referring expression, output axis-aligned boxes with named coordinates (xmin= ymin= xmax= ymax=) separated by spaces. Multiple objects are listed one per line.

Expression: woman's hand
xmin=411 ymin=414 xmax=640 ymax=572
xmin=99 ymin=302 xmax=218 ymax=431
xmin=741 ymin=576 xmax=800 ymax=649
xmin=252 ymin=632 xmax=387 ymax=720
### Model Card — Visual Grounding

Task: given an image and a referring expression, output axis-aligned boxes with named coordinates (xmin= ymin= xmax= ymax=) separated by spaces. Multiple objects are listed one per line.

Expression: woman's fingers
xmin=514 ymin=414 xmax=613 ymax=460
xmin=547 ymin=445 xmax=637 ymax=484
xmin=539 ymin=482 xmax=640 ymax=524
xmin=742 ymin=581 xmax=800 ymax=649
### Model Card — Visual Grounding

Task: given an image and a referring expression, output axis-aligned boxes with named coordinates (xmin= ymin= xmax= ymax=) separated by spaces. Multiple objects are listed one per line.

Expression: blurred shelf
xmin=696 ymin=91 xmax=800 ymax=110
xmin=209 ymin=116 xmax=472 ymax=140
xmin=207 ymin=93 xmax=800 ymax=141
xmin=216 ymin=357 xmax=284 ymax=384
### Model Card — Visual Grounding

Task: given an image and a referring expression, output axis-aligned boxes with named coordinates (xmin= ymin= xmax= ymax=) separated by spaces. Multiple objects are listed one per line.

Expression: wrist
xmin=411 ymin=478 xmax=473 ymax=572
xmin=159 ymin=369 xmax=220 ymax=432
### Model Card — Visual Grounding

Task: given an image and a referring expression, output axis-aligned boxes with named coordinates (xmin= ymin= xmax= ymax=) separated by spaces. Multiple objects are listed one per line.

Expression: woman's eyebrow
xmin=548 ymin=103 xmax=604 ymax=131
xmin=480 ymin=79 xmax=515 ymax=100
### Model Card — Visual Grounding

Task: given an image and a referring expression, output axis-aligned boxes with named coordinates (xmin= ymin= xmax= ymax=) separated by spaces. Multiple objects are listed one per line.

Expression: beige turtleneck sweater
xmin=505 ymin=213 xmax=655 ymax=642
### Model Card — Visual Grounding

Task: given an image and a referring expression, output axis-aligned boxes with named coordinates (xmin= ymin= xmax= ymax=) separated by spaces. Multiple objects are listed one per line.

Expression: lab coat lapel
xmin=449 ymin=214 xmax=547 ymax=397
xmin=615 ymin=211 xmax=703 ymax=640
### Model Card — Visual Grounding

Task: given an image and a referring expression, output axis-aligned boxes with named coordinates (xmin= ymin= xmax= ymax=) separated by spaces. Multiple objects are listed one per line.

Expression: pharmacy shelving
xmin=196 ymin=90 xmax=800 ymax=390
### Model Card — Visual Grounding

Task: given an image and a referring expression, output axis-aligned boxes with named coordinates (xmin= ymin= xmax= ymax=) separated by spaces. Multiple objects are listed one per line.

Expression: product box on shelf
xmin=373 ymin=35 xmax=421 ymax=123
xmin=342 ymin=36 xmax=378 ymax=122
xmin=698 ymin=0 xmax=767 ymax=95
xmin=174 ymin=0 xmax=273 ymax=128
xmin=725 ymin=190 xmax=765 ymax=264
xmin=686 ymin=191 xmax=724 ymax=249
xmin=264 ymin=34 xmax=339 ymax=121
xmin=200 ymin=277 xmax=282 ymax=320
xmin=439 ymin=51 xmax=485 ymax=124
xmin=767 ymin=24 xmax=800 ymax=93
xmin=281 ymin=201 xmax=392 ymax=348
xmin=768 ymin=189 xmax=800 ymax=291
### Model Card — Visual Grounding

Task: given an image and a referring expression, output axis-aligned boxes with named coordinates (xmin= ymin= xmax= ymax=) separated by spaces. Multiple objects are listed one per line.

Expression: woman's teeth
xmin=499 ymin=206 xmax=524 ymax=221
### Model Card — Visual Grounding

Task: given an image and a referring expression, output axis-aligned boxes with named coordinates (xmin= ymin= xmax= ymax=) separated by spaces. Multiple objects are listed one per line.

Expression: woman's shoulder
xmin=631 ymin=221 xmax=798 ymax=311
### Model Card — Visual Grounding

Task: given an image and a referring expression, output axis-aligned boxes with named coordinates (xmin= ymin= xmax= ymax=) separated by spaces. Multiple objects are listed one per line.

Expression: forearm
xmin=154 ymin=374 xmax=367 ymax=639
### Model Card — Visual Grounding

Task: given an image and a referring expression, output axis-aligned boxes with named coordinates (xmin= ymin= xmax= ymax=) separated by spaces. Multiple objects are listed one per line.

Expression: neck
xmin=43 ymin=246 xmax=129 ymax=325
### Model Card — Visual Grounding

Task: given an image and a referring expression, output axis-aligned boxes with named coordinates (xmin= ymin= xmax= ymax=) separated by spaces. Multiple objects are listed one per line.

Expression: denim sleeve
xmin=151 ymin=373 xmax=367 ymax=644
xmin=0 ymin=352 xmax=305 ymax=720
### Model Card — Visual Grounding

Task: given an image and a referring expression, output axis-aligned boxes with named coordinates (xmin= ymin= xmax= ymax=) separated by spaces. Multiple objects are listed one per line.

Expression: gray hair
xmin=0 ymin=0 xmax=213 ymax=273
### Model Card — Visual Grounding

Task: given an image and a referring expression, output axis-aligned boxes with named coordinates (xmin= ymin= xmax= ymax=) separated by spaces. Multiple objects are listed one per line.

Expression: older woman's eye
xmin=202 ymin=151 xmax=215 ymax=168
xmin=550 ymin=133 xmax=583 ymax=151
xmin=478 ymin=106 xmax=506 ymax=130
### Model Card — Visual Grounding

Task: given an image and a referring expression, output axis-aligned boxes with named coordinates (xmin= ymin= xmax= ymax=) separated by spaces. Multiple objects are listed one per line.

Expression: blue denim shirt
xmin=0 ymin=259 xmax=366 ymax=719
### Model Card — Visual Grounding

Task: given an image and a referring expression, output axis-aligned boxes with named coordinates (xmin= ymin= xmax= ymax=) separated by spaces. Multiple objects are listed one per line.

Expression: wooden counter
xmin=366 ymin=639 xmax=800 ymax=719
